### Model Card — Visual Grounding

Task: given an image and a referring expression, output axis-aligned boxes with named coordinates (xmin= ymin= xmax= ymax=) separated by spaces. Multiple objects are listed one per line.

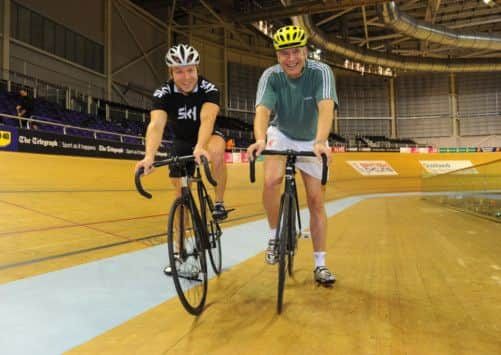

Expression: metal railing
xmin=0 ymin=112 xmax=167 ymax=146
xmin=1 ymin=69 xmax=149 ymax=123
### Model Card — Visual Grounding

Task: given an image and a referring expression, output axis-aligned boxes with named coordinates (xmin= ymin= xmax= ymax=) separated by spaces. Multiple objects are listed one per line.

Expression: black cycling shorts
xmin=168 ymin=130 xmax=226 ymax=178
xmin=213 ymin=129 xmax=226 ymax=141
xmin=169 ymin=139 xmax=196 ymax=178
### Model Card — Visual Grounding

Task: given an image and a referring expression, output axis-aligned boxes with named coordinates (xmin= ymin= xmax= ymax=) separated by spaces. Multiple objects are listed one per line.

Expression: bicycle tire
xmin=200 ymin=183 xmax=222 ymax=274
xmin=167 ymin=197 xmax=208 ymax=315
xmin=277 ymin=194 xmax=291 ymax=314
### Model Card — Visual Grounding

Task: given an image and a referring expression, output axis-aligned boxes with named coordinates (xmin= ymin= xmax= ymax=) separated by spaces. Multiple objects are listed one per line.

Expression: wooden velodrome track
xmin=1 ymin=150 xmax=501 ymax=354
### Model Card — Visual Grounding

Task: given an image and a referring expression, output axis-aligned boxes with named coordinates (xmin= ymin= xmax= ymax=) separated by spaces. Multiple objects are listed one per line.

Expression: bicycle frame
xmin=135 ymin=155 xmax=221 ymax=315
xmin=250 ymin=149 xmax=327 ymax=243
xmin=250 ymin=149 xmax=328 ymax=313
xmin=283 ymin=154 xmax=302 ymax=239
xmin=179 ymin=168 xmax=209 ymax=250
xmin=135 ymin=156 xmax=217 ymax=252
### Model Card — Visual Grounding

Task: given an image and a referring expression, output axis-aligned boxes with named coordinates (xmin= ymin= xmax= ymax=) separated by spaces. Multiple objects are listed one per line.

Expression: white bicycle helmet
xmin=165 ymin=44 xmax=200 ymax=67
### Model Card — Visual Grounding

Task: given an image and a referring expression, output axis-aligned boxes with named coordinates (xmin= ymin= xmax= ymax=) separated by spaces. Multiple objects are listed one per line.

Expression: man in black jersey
xmin=16 ymin=89 xmax=33 ymax=128
xmin=135 ymin=44 xmax=228 ymax=222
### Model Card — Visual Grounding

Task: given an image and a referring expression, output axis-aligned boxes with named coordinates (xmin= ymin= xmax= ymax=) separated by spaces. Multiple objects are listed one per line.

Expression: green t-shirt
xmin=256 ymin=59 xmax=338 ymax=141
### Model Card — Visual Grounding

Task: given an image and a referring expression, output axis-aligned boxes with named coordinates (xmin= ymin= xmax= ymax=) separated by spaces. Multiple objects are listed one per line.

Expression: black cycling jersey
xmin=151 ymin=75 xmax=220 ymax=143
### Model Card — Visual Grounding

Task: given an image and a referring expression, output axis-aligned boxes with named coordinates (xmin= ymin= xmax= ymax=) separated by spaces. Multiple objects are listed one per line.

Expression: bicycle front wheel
xmin=167 ymin=197 xmax=208 ymax=315
xmin=200 ymin=183 xmax=222 ymax=274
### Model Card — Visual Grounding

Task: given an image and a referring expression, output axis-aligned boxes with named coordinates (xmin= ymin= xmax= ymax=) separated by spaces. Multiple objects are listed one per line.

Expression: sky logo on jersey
xmin=178 ymin=106 xmax=197 ymax=121
xmin=153 ymin=85 xmax=171 ymax=98
xmin=200 ymin=80 xmax=217 ymax=93
xmin=0 ymin=130 xmax=12 ymax=147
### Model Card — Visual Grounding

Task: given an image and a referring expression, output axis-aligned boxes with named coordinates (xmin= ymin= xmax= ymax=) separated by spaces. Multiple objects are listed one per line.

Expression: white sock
xmin=269 ymin=228 xmax=277 ymax=240
xmin=314 ymin=252 xmax=326 ymax=268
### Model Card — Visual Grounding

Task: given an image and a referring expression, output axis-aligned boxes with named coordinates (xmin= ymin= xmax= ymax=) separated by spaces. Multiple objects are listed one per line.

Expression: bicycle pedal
xmin=315 ymin=281 xmax=335 ymax=288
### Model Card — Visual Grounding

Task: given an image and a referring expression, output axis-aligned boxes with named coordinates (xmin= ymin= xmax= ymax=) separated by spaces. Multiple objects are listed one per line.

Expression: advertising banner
xmin=224 ymin=151 xmax=262 ymax=164
xmin=232 ymin=152 xmax=242 ymax=163
xmin=480 ymin=147 xmax=501 ymax=152
xmin=8 ymin=129 xmax=167 ymax=160
xmin=240 ymin=151 xmax=249 ymax=163
xmin=419 ymin=160 xmax=478 ymax=175
xmin=0 ymin=126 xmax=18 ymax=151
xmin=347 ymin=160 xmax=398 ymax=176
xmin=224 ymin=152 xmax=233 ymax=163
xmin=401 ymin=147 xmax=436 ymax=153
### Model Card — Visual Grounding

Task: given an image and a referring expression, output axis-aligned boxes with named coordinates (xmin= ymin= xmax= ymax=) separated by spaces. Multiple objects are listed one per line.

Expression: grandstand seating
xmin=0 ymin=86 xmax=256 ymax=147
xmin=0 ymin=87 xmax=147 ymax=141
xmin=1 ymin=84 xmax=419 ymax=150
xmin=360 ymin=135 xmax=417 ymax=149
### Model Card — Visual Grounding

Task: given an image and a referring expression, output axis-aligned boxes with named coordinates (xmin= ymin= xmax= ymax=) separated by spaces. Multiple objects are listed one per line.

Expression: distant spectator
xmin=226 ymin=138 xmax=234 ymax=151
xmin=82 ymin=116 xmax=95 ymax=127
xmin=16 ymin=89 xmax=33 ymax=128
xmin=120 ymin=118 xmax=129 ymax=129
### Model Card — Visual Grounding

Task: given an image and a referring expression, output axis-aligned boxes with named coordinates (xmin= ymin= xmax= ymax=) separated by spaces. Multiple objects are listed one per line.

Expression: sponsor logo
xmin=419 ymin=160 xmax=478 ymax=175
xmin=347 ymin=160 xmax=398 ymax=176
xmin=232 ymin=152 xmax=242 ymax=163
xmin=400 ymin=147 xmax=437 ymax=153
xmin=153 ymin=85 xmax=171 ymax=98
xmin=19 ymin=135 xmax=58 ymax=147
xmin=331 ymin=146 xmax=345 ymax=152
xmin=0 ymin=130 xmax=12 ymax=147
xmin=200 ymin=80 xmax=217 ymax=93
xmin=224 ymin=152 xmax=233 ymax=163
xmin=178 ymin=106 xmax=197 ymax=121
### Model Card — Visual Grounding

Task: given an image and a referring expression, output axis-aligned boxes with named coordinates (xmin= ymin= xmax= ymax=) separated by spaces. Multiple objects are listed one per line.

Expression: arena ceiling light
xmin=482 ymin=0 xmax=495 ymax=7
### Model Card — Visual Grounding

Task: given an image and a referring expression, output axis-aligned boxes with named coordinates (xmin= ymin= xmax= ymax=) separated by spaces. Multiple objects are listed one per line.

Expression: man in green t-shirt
xmin=247 ymin=25 xmax=338 ymax=286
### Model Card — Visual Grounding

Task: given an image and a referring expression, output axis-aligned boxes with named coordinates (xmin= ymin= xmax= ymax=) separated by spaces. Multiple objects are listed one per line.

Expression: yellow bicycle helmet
xmin=273 ymin=25 xmax=307 ymax=50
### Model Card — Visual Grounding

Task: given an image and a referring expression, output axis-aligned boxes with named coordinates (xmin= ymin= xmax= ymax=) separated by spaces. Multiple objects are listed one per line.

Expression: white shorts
xmin=266 ymin=126 xmax=327 ymax=181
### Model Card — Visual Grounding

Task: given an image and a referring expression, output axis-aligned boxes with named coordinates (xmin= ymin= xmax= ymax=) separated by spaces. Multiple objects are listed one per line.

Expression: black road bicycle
xmin=250 ymin=150 xmax=327 ymax=314
xmin=135 ymin=155 xmax=222 ymax=315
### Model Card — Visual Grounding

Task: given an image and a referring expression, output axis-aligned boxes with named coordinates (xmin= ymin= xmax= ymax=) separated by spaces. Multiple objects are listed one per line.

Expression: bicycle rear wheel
xmin=199 ymin=183 xmax=222 ymax=274
xmin=277 ymin=194 xmax=291 ymax=314
xmin=167 ymin=197 xmax=208 ymax=315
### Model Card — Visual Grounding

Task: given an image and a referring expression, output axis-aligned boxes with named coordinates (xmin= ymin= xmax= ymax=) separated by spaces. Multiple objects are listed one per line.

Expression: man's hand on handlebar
xmin=246 ymin=140 xmax=266 ymax=161
xmin=193 ymin=145 xmax=210 ymax=165
xmin=135 ymin=156 xmax=155 ymax=176
xmin=313 ymin=141 xmax=332 ymax=162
